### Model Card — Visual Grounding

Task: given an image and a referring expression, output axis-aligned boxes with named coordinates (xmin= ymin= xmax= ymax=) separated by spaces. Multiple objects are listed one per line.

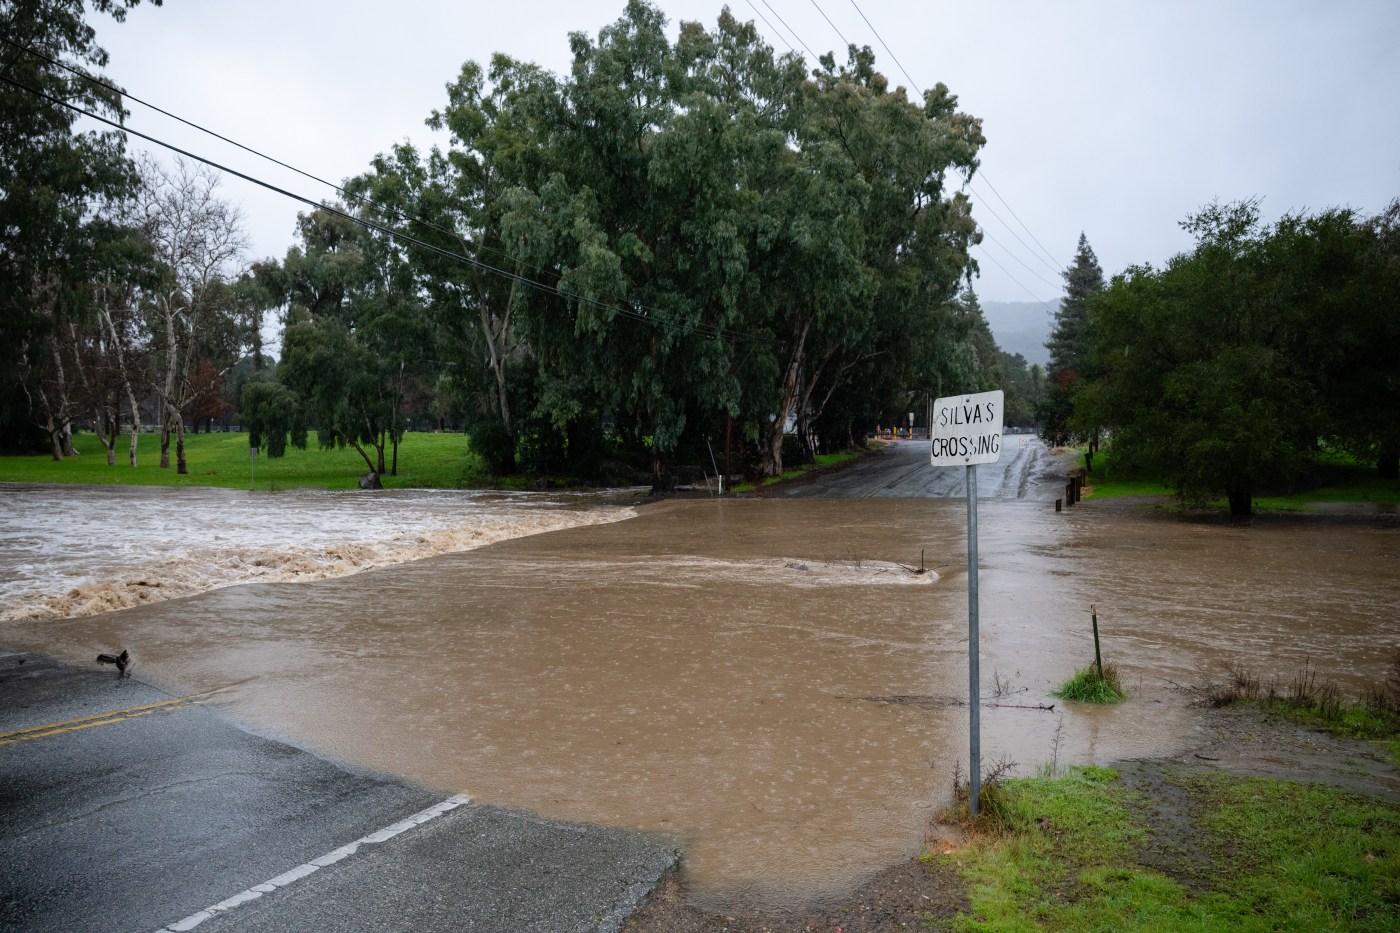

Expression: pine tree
xmin=1039 ymin=232 xmax=1104 ymax=446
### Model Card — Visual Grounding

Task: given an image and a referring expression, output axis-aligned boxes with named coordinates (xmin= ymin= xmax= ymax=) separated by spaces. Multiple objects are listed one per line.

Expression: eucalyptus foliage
xmin=351 ymin=0 xmax=988 ymax=482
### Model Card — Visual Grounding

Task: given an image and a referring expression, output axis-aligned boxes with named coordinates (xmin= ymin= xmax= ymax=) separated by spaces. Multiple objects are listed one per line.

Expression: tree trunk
xmin=1226 ymin=483 xmax=1252 ymax=517
xmin=160 ymin=420 xmax=171 ymax=468
xmin=760 ymin=319 xmax=809 ymax=478
xmin=650 ymin=452 xmax=672 ymax=494
xmin=349 ymin=440 xmax=378 ymax=474
xmin=97 ymin=407 xmax=116 ymax=465
xmin=99 ymin=306 xmax=142 ymax=468
xmin=175 ymin=417 xmax=188 ymax=474
xmin=47 ymin=339 xmax=77 ymax=457
xmin=1379 ymin=446 xmax=1399 ymax=480
xmin=45 ymin=410 xmax=64 ymax=461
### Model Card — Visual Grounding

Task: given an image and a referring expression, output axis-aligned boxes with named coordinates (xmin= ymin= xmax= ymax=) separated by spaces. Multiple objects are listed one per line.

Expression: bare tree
xmin=127 ymin=155 xmax=249 ymax=473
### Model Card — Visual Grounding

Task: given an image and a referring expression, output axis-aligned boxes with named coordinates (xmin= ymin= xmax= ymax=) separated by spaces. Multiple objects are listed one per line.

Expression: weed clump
xmin=1053 ymin=663 xmax=1128 ymax=703
xmin=1190 ymin=655 xmax=1400 ymax=744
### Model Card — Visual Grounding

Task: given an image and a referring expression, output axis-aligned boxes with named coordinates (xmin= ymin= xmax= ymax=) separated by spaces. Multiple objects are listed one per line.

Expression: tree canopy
xmin=1074 ymin=199 xmax=1400 ymax=514
xmin=255 ymin=0 xmax=993 ymax=485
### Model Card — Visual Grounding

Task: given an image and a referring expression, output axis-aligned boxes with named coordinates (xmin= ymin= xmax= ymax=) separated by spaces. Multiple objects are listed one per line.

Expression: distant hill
xmin=981 ymin=300 xmax=1055 ymax=367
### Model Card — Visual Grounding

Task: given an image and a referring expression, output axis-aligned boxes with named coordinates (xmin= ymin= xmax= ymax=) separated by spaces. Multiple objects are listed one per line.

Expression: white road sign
xmin=930 ymin=389 xmax=1005 ymax=466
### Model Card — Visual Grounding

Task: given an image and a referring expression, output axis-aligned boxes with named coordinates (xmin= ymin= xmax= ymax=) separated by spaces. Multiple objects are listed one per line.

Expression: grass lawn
xmin=0 ymin=431 xmax=484 ymax=490
xmin=1082 ymin=447 xmax=1400 ymax=510
xmin=940 ymin=765 xmax=1400 ymax=931
xmin=1079 ymin=449 xmax=1174 ymax=499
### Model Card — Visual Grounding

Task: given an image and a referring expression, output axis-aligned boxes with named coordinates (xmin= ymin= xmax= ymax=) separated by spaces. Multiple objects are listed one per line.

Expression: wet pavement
xmin=0 ymin=652 xmax=675 ymax=932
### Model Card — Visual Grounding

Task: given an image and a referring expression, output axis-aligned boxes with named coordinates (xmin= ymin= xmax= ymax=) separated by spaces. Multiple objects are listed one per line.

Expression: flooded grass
xmin=1053 ymin=664 xmax=1129 ymax=704
xmin=941 ymin=765 xmax=1400 ymax=931
xmin=1192 ymin=659 xmax=1400 ymax=761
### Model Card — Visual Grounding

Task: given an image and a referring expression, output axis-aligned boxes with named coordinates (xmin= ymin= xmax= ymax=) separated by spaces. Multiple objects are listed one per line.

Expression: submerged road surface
xmin=0 ymin=652 xmax=676 ymax=933
xmin=768 ymin=435 xmax=1070 ymax=500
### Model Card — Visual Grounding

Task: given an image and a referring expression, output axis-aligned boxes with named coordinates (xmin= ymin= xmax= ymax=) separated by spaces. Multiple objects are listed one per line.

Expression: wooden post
xmin=1055 ymin=498 xmax=1062 ymax=512
xmin=1091 ymin=604 xmax=1103 ymax=681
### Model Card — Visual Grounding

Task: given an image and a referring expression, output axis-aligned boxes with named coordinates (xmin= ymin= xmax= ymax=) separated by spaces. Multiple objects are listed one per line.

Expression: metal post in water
xmin=966 ymin=463 xmax=981 ymax=816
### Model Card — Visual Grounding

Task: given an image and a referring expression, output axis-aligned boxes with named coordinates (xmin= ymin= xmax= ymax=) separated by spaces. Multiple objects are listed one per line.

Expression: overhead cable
xmin=756 ymin=0 xmax=822 ymax=60
xmin=0 ymin=73 xmax=777 ymax=348
xmin=976 ymin=227 xmax=1061 ymax=291
xmin=0 ymin=33 xmax=555 ymax=283
xmin=973 ymin=245 xmax=1058 ymax=311
xmin=840 ymin=0 xmax=1067 ymax=279
xmin=967 ymin=179 xmax=1063 ymax=279
xmin=806 ymin=0 xmax=855 ymax=51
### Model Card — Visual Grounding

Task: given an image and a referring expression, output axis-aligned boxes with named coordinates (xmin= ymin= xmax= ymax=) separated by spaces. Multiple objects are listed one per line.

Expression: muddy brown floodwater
xmin=6 ymin=493 xmax=1399 ymax=912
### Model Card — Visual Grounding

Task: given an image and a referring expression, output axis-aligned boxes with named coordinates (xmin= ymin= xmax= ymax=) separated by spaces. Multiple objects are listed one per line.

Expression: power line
xmin=806 ymin=0 xmax=854 ymax=52
xmin=975 ymin=174 xmax=1065 ymax=270
xmin=755 ymin=0 xmax=821 ymax=60
xmin=743 ymin=0 xmax=801 ymax=57
xmin=844 ymin=0 xmax=918 ymax=94
xmin=972 ymin=244 xmax=1057 ymax=309
xmin=840 ymin=0 xmax=1068 ymax=278
xmin=965 ymin=179 xmax=1062 ymax=278
xmin=976 ymin=226 xmax=1060 ymax=291
xmin=0 ymin=72 xmax=778 ymax=348
xmin=0 ymin=33 xmax=555 ymax=284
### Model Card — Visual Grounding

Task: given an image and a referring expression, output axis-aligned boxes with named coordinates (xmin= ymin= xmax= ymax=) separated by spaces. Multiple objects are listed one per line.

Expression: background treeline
xmin=1041 ymin=201 xmax=1400 ymax=515
xmin=4 ymin=0 xmax=1049 ymax=488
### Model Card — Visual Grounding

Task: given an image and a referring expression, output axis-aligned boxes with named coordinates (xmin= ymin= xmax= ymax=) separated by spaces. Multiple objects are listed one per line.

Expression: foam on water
xmin=0 ymin=483 xmax=637 ymax=622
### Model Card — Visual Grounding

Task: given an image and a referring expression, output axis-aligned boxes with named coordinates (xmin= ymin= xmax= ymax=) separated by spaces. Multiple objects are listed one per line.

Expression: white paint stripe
xmin=154 ymin=794 xmax=470 ymax=933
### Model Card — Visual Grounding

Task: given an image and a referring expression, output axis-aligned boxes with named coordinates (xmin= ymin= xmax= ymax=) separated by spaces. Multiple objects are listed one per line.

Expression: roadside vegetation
xmin=938 ymin=764 xmax=1400 ymax=932
xmin=1189 ymin=659 xmax=1400 ymax=764
xmin=1041 ymin=203 xmax=1399 ymax=518
xmin=936 ymin=657 xmax=1400 ymax=930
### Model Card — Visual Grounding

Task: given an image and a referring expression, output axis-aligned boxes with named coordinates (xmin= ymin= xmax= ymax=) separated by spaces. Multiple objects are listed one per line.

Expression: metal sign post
xmin=930 ymin=389 xmax=1004 ymax=816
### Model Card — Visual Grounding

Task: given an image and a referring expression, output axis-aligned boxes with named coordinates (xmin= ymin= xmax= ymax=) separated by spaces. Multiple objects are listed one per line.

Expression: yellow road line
xmin=0 ymin=696 xmax=200 ymax=746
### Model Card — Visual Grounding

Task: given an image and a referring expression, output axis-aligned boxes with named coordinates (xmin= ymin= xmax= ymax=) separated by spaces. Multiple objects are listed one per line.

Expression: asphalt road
xmin=0 ymin=652 xmax=676 ymax=933
xmin=768 ymin=435 xmax=1070 ymax=500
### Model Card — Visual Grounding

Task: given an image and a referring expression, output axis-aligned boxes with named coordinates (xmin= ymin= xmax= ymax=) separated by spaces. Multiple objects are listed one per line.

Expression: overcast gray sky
xmin=95 ymin=0 xmax=1400 ymax=309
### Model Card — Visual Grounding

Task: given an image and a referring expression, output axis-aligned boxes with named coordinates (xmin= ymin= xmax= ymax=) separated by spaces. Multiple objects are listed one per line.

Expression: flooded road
xmin=4 ymin=442 xmax=1398 ymax=910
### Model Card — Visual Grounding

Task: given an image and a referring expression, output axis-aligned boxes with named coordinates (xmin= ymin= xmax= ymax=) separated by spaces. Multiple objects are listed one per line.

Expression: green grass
xmin=1052 ymin=664 xmax=1129 ymax=704
xmin=1082 ymin=447 xmax=1400 ymax=509
xmin=1200 ymin=661 xmax=1400 ymax=763
xmin=1079 ymin=449 xmax=1174 ymax=499
xmin=731 ymin=449 xmax=864 ymax=493
xmin=0 ymin=430 xmax=483 ymax=490
xmin=939 ymin=765 xmax=1400 ymax=931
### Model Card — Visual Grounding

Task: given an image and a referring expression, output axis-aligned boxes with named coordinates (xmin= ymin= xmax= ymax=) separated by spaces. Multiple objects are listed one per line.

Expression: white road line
xmin=154 ymin=794 xmax=471 ymax=933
